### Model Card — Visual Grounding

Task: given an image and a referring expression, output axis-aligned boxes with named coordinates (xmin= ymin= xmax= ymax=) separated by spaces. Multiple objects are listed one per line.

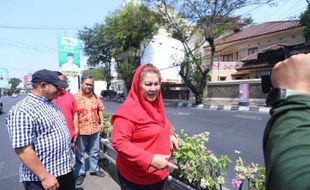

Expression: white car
xmin=11 ymin=94 xmax=18 ymax=98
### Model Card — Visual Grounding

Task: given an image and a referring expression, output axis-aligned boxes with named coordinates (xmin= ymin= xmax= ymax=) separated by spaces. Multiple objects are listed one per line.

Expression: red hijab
xmin=111 ymin=64 xmax=166 ymax=127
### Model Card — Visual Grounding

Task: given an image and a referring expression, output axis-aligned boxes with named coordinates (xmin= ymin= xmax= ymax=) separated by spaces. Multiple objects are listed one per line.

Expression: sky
xmin=0 ymin=0 xmax=308 ymax=79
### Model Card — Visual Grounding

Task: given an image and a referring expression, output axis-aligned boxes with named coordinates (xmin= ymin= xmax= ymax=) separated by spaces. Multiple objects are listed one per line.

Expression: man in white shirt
xmin=61 ymin=53 xmax=79 ymax=75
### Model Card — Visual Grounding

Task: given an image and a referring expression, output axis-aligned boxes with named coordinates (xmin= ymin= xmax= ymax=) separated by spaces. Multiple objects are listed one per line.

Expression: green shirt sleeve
xmin=264 ymin=94 xmax=310 ymax=190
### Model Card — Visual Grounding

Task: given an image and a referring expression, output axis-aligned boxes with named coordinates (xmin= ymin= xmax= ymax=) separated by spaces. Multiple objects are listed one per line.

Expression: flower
xmin=231 ymin=178 xmax=242 ymax=188
xmin=200 ymin=178 xmax=210 ymax=189
xmin=217 ymin=176 xmax=225 ymax=184
xmin=170 ymin=130 xmax=230 ymax=190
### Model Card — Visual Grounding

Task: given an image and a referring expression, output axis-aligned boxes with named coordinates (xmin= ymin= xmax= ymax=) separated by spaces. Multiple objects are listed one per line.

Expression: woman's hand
xmin=150 ymin=154 xmax=178 ymax=169
xmin=170 ymin=135 xmax=179 ymax=151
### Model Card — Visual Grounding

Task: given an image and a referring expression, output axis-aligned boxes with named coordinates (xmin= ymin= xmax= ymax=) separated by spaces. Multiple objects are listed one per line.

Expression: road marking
xmin=175 ymin=112 xmax=191 ymax=116
xmin=234 ymin=115 xmax=263 ymax=121
xmin=196 ymin=104 xmax=204 ymax=109
xmin=0 ymin=161 xmax=4 ymax=174
xmin=223 ymin=105 xmax=232 ymax=111
xmin=0 ymin=173 xmax=19 ymax=181
xmin=259 ymin=107 xmax=270 ymax=113
xmin=210 ymin=105 xmax=218 ymax=110
xmin=239 ymin=106 xmax=250 ymax=112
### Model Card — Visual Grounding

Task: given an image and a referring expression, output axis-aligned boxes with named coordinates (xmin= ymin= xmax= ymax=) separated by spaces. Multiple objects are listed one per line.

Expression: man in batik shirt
xmin=74 ymin=75 xmax=105 ymax=186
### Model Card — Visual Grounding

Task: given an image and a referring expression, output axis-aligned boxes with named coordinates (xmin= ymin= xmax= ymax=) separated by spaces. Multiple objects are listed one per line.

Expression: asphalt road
xmin=0 ymin=95 xmax=24 ymax=190
xmin=0 ymin=95 xmax=120 ymax=190
xmin=104 ymin=101 xmax=269 ymax=164
xmin=0 ymin=97 xmax=270 ymax=190
xmin=104 ymin=101 xmax=270 ymax=189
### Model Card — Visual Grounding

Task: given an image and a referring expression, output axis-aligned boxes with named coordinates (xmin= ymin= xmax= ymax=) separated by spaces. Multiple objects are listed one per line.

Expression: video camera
xmin=260 ymin=47 xmax=290 ymax=94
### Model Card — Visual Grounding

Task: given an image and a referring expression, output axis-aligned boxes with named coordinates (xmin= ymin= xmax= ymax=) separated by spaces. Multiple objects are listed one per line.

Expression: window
xmin=222 ymin=54 xmax=233 ymax=62
xmin=220 ymin=76 xmax=227 ymax=81
xmin=247 ymin=47 xmax=258 ymax=55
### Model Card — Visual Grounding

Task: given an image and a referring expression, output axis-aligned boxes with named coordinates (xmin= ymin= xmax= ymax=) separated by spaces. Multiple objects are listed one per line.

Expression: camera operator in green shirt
xmin=264 ymin=53 xmax=310 ymax=190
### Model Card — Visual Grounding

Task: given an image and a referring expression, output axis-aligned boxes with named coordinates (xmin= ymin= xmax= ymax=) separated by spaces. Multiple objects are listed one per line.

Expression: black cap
xmin=31 ymin=69 xmax=68 ymax=88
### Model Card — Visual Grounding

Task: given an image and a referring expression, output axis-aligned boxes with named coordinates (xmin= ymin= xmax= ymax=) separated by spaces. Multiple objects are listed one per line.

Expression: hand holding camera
xmin=259 ymin=44 xmax=310 ymax=106
xmin=271 ymin=53 xmax=310 ymax=94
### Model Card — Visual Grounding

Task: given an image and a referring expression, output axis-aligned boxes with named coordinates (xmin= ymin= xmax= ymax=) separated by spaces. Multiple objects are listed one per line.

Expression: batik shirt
xmin=74 ymin=91 xmax=104 ymax=135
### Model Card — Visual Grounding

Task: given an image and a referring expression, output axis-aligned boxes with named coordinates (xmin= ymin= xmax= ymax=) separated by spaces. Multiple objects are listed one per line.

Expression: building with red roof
xmin=204 ymin=20 xmax=305 ymax=81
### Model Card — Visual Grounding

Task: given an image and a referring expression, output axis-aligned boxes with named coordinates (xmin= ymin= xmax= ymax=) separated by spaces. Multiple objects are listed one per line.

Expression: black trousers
xmin=23 ymin=171 xmax=75 ymax=190
xmin=118 ymin=172 xmax=167 ymax=190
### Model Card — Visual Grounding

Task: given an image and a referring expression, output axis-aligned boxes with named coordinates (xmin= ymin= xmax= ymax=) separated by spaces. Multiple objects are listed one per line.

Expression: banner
xmin=0 ymin=68 xmax=9 ymax=88
xmin=239 ymin=83 xmax=250 ymax=106
xmin=58 ymin=36 xmax=81 ymax=76
xmin=23 ymin=73 xmax=32 ymax=88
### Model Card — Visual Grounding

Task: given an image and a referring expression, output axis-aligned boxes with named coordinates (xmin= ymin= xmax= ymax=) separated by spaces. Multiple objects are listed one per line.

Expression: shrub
xmin=101 ymin=112 xmax=113 ymax=138
xmin=232 ymin=150 xmax=265 ymax=190
xmin=171 ymin=130 xmax=231 ymax=190
xmin=99 ymin=119 xmax=267 ymax=190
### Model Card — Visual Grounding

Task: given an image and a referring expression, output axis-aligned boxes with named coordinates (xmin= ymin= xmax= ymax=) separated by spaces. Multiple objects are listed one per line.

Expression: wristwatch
xmin=266 ymin=88 xmax=304 ymax=106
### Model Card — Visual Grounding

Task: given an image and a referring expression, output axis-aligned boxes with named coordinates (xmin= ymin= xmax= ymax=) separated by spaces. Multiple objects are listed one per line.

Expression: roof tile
xmin=217 ymin=20 xmax=301 ymax=44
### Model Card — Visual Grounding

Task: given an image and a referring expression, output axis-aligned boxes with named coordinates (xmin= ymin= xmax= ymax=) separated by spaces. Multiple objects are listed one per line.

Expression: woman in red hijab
xmin=111 ymin=64 xmax=178 ymax=190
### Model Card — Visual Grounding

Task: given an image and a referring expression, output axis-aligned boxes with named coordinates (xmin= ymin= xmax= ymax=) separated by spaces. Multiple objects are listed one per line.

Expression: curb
xmin=170 ymin=102 xmax=270 ymax=113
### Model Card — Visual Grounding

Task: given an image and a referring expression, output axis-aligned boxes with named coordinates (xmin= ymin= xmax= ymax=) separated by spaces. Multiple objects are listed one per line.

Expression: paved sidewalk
xmin=77 ymin=170 xmax=120 ymax=190
xmin=76 ymin=156 xmax=120 ymax=190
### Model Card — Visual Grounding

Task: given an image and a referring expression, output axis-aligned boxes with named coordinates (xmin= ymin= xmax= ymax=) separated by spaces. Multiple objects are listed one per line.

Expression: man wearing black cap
xmin=6 ymin=69 xmax=75 ymax=190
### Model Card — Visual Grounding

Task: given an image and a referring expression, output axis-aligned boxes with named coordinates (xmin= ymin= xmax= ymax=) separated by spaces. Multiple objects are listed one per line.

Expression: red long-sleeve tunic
xmin=112 ymin=117 xmax=171 ymax=185
xmin=111 ymin=64 xmax=173 ymax=185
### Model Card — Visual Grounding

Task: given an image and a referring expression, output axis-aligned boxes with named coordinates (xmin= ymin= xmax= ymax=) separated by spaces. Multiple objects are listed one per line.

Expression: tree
xmin=104 ymin=2 xmax=162 ymax=65
xmin=83 ymin=68 xmax=106 ymax=81
xmin=103 ymin=2 xmax=162 ymax=92
xmin=143 ymin=0 xmax=273 ymax=104
xmin=79 ymin=2 xmax=161 ymax=92
xmin=9 ymin=78 xmax=22 ymax=95
xmin=78 ymin=24 xmax=113 ymax=90
xmin=116 ymin=59 xmax=135 ymax=93
xmin=300 ymin=5 xmax=310 ymax=41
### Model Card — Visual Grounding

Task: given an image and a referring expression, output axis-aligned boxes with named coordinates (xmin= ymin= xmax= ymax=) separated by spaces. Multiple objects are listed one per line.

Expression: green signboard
xmin=58 ymin=36 xmax=81 ymax=76
xmin=0 ymin=68 xmax=9 ymax=88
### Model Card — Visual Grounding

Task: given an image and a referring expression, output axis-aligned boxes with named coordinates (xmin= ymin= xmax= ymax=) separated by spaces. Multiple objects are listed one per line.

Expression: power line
xmin=274 ymin=0 xmax=305 ymax=21
xmin=285 ymin=6 xmax=308 ymax=20
xmin=238 ymin=3 xmax=266 ymax=16
xmin=0 ymin=40 xmax=57 ymax=54
xmin=261 ymin=0 xmax=292 ymax=21
xmin=0 ymin=25 xmax=80 ymax=30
